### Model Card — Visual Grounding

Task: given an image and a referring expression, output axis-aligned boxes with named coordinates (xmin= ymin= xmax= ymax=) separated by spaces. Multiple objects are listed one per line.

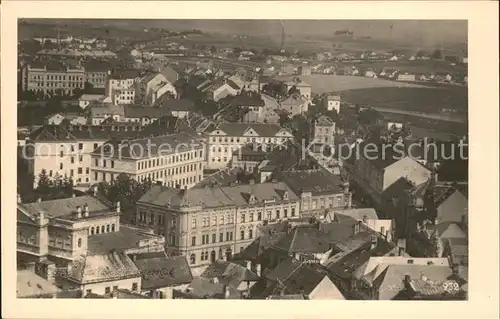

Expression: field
xmin=344 ymin=59 xmax=467 ymax=76
xmin=274 ymin=75 xmax=428 ymax=94
xmin=340 ymin=87 xmax=468 ymax=117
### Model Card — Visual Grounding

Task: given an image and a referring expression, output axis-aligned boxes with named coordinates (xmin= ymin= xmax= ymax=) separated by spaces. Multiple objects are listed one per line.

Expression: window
xmin=190 ymin=253 xmax=196 ymax=264
xmin=240 ymin=230 xmax=245 ymax=240
xmin=191 ymin=236 xmax=196 ymax=246
xmin=78 ymin=143 xmax=83 ymax=150
xmin=266 ymin=211 xmax=272 ymax=220
xmin=77 ymin=238 xmax=82 ymax=247
xmin=241 ymin=214 xmax=246 ymax=223
xmin=220 ymin=216 xmax=224 ymax=225
xmin=249 ymin=229 xmax=253 ymax=239
xmin=86 ymin=289 xmax=92 ymax=295
xmin=105 ymin=287 xmax=111 ymax=294
xmin=249 ymin=213 xmax=254 ymax=222
xmin=101 ymin=225 xmax=105 ymax=233
xmin=257 ymin=212 xmax=262 ymax=221
xmin=79 ymin=156 xmax=83 ymax=162
xmin=132 ymin=283 xmax=138 ymax=291
xmin=291 ymin=208 xmax=296 ymax=217
xmin=276 ymin=210 xmax=280 ymax=219
xmin=94 ymin=143 xmax=98 ymax=150
xmin=191 ymin=218 xmax=197 ymax=229
xmin=90 ymin=227 xmax=95 ymax=235
xmin=212 ymin=233 xmax=216 ymax=243
xmin=212 ymin=216 xmax=217 ymax=226
xmin=111 ymin=160 xmax=115 ymax=168
xmin=226 ymin=232 xmax=230 ymax=241
xmin=94 ymin=172 xmax=98 ymax=180
xmin=94 ymin=159 xmax=99 ymax=166
xmin=106 ymin=225 xmax=110 ymax=232
xmin=71 ymin=157 xmax=75 ymax=164
xmin=60 ymin=163 xmax=63 ymax=170
xmin=111 ymin=224 xmax=115 ymax=232
xmin=220 ymin=233 xmax=224 ymax=242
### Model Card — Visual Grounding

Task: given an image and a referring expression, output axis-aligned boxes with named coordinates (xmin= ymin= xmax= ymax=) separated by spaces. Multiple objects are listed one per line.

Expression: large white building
xmin=105 ymin=70 xmax=141 ymax=105
xmin=135 ymin=72 xmax=177 ymax=106
xmin=26 ymin=124 xmax=144 ymax=188
xmin=90 ymin=132 xmax=205 ymax=189
xmin=206 ymin=123 xmax=294 ymax=169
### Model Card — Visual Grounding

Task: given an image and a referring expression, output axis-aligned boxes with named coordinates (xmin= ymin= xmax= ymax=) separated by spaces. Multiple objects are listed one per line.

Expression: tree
xmin=288 ymin=85 xmax=300 ymax=96
xmin=416 ymin=50 xmax=427 ymax=58
xmin=36 ymin=169 xmax=51 ymax=195
xmin=210 ymin=46 xmax=217 ymax=54
xmin=431 ymin=49 xmax=442 ymax=60
xmin=233 ymin=47 xmax=242 ymax=54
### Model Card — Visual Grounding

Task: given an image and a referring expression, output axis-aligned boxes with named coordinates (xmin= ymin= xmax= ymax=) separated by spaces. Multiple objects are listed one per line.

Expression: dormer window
xmin=283 ymin=191 xmax=289 ymax=200
xmin=248 ymin=194 xmax=256 ymax=204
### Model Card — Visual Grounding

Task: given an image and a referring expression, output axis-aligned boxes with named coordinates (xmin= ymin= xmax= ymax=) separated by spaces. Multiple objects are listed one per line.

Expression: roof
xmin=109 ymin=69 xmax=141 ymax=79
xmin=200 ymin=261 xmax=259 ymax=289
xmin=315 ymin=115 xmax=336 ymax=126
xmin=335 ymin=208 xmax=379 ymax=221
xmin=153 ymin=98 xmax=195 ymax=111
xmin=138 ymin=181 xmax=298 ymax=209
xmin=327 ymin=95 xmax=341 ymax=101
xmin=309 ymin=276 xmax=346 ymax=300
xmin=427 ymin=222 xmax=466 ymax=240
xmin=134 ymin=255 xmax=193 ymax=289
xmin=267 ymin=294 xmax=305 ymax=300
xmin=271 ymin=225 xmax=331 ymax=254
xmin=83 ymin=59 xmax=112 ymax=72
xmin=277 ymin=169 xmax=346 ymax=196
xmin=17 ymin=270 xmax=61 ymax=298
xmin=90 ymin=104 xmax=125 ymax=118
xmin=79 ymin=94 xmax=105 ymax=102
xmin=378 ymin=264 xmax=456 ymax=300
xmin=238 ymin=232 xmax=287 ymax=261
xmin=209 ymin=122 xmax=287 ymax=137
xmin=434 ymin=183 xmax=468 ymax=207
xmin=265 ymin=258 xmax=331 ymax=295
xmin=92 ymin=132 xmax=203 ymax=160
xmin=280 ymin=94 xmax=307 ymax=107
xmin=192 ymin=167 xmax=244 ymax=189
xmin=87 ymin=224 xmax=165 ymax=254
xmin=138 ymin=115 xmax=197 ymax=137
xmin=228 ymin=94 xmax=265 ymax=107
xmin=29 ymin=124 xmax=142 ymax=142
xmin=185 ymin=277 xmax=239 ymax=299
xmin=19 ymin=195 xmax=113 ymax=219
xmin=68 ymin=251 xmax=140 ymax=285
xmin=123 ymin=104 xmax=172 ymax=119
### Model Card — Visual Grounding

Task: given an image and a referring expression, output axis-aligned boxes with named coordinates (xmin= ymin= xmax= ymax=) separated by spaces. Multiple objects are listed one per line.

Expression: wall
xmin=437 ymin=190 xmax=468 ymax=223
xmin=82 ymin=277 xmax=141 ymax=296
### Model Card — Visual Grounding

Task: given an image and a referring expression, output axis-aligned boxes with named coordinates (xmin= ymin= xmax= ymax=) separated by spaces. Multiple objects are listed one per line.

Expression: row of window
xmin=192 ymin=214 xmax=235 ymax=229
xmin=210 ymin=136 xmax=291 ymax=144
xmin=89 ymin=223 xmax=116 ymax=235
xmin=137 ymin=151 xmax=204 ymax=170
xmin=191 ymin=208 xmax=296 ymax=229
xmin=303 ymin=196 xmax=347 ymax=210
xmin=193 ymin=230 xmax=242 ymax=246
xmin=94 ymin=158 xmax=115 ymax=168
xmin=137 ymin=211 xmax=176 ymax=227
xmin=87 ymin=283 xmax=138 ymax=296
xmin=136 ymin=173 xmax=202 ymax=187
xmin=190 ymin=248 xmax=234 ymax=264
xmin=30 ymin=75 xmax=83 ymax=81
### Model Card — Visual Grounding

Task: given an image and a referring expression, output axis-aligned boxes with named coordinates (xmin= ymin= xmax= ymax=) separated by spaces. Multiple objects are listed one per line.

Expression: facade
xmin=277 ymin=169 xmax=352 ymax=217
xmin=279 ymin=94 xmax=309 ymax=117
xmin=105 ymin=70 xmax=141 ymax=105
xmin=135 ymin=72 xmax=177 ymax=106
xmin=311 ymin=115 xmax=336 ymax=145
xmin=136 ymin=181 xmax=301 ymax=267
xmin=83 ymin=60 xmax=112 ymax=89
xmin=206 ymin=123 xmax=294 ymax=169
xmin=284 ymin=78 xmax=312 ymax=99
xmin=230 ymin=144 xmax=268 ymax=173
xmin=27 ymin=124 xmax=141 ymax=187
xmin=325 ymin=95 xmax=341 ymax=113
xmin=90 ymin=132 xmax=205 ymax=189
xmin=21 ymin=61 xmax=85 ymax=95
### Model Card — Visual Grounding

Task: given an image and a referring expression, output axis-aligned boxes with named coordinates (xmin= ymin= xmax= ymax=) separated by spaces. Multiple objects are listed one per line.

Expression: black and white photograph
xmin=1 ymin=0 xmax=496 ymax=310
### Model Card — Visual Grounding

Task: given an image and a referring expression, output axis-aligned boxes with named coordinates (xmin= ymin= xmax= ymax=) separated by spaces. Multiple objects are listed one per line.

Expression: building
xmin=200 ymin=260 xmax=260 ymax=297
xmin=160 ymin=65 xmax=180 ymax=83
xmin=230 ymin=144 xmax=269 ymax=173
xmin=298 ymin=65 xmax=312 ymax=76
xmin=21 ymin=60 xmax=85 ymax=95
xmin=207 ymin=81 xmax=241 ymax=102
xmin=284 ymin=78 xmax=312 ymax=99
xmin=206 ymin=123 xmax=294 ymax=170
xmin=135 ymin=72 xmax=177 ymax=106
xmin=276 ymin=169 xmax=352 ymax=218
xmin=90 ymin=132 xmax=205 ymax=188
xmin=153 ymin=98 xmax=196 ymax=119
xmin=105 ymin=69 xmax=141 ymax=105
xmin=136 ymin=181 xmax=301 ymax=267
xmin=311 ymin=115 xmax=336 ymax=145
xmin=83 ymin=59 xmax=112 ymax=89
xmin=78 ymin=94 xmax=106 ymax=109
xmin=44 ymin=113 xmax=65 ymax=125
xmin=26 ymin=124 xmax=145 ymax=187
xmin=351 ymin=144 xmax=432 ymax=204
xmin=17 ymin=193 xmax=165 ymax=270
xmin=325 ymin=95 xmax=341 ymax=113
xmin=279 ymin=94 xmax=309 ymax=117
xmin=397 ymin=73 xmax=416 ymax=82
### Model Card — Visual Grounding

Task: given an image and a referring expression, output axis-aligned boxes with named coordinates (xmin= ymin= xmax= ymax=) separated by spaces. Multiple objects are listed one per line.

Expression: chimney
xmin=370 ymin=235 xmax=378 ymax=250
xmin=76 ymin=206 xmax=82 ymax=218
xmin=116 ymin=201 xmax=121 ymax=214
xmin=83 ymin=204 xmax=89 ymax=217
xmin=255 ymin=264 xmax=261 ymax=277
xmin=353 ymin=220 xmax=361 ymax=234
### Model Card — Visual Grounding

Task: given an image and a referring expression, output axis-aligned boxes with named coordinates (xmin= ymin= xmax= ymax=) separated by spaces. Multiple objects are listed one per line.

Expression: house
xmin=276 ymin=169 xmax=352 ymax=218
xmin=426 ymin=182 xmax=468 ymax=224
xmin=83 ymin=59 xmax=112 ymax=89
xmin=279 ymin=94 xmax=309 ymax=117
xmin=230 ymin=144 xmax=269 ymax=173
xmin=105 ymin=69 xmax=141 ymax=105
xmin=177 ymin=277 xmax=238 ymax=299
xmin=284 ymin=78 xmax=312 ymax=99
xmin=310 ymin=115 xmax=336 ymax=145
xmin=133 ymin=254 xmax=193 ymax=298
xmin=206 ymin=122 xmax=294 ymax=169
xmin=365 ymin=70 xmax=377 ymax=78
xmin=252 ymin=257 xmax=345 ymax=300
xmin=153 ymin=98 xmax=196 ymax=119
xmin=208 ymin=81 xmax=241 ymax=102
xmin=44 ymin=113 xmax=65 ymax=125
xmin=325 ymin=95 xmax=341 ymax=113
xmin=136 ymin=181 xmax=301 ymax=266
xmin=441 ymin=237 xmax=468 ymax=266
xmin=160 ymin=65 xmax=180 ymax=84
xmin=200 ymin=260 xmax=260 ymax=297
xmin=78 ymin=94 xmax=105 ymax=109
xmin=298 ymin=65 xmax=312 ymax=76
xmin=89 ymin=104 xmax=125 ymax=124
xmin=135 ymin=72 xmax=177 ymax=106
xmin=397 ymin=73 xmax=416 ymax=82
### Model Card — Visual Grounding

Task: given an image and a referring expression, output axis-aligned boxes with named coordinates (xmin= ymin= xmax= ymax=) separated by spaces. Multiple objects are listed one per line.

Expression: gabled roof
xmin=238 ymin=231 xmax=287 ymax=261
xmin=153 ymin=98 xmax=195 ymax=112
xmin=277 ymin=169 xmax=346 ymax=196
xmin=271 ymin=225 xmax=331 ymax=254
xmin=200 ymin=261 xmax=259 ymax=289
xmin=134 ymin=255 xmax=193 ymax=289
xmin=209 ymin=122 xmax=287 ymax=137
xmin=68 ymin=251 xmax=140 ymax=285
xmin=19 ymin=195 xmax=113 ymax=219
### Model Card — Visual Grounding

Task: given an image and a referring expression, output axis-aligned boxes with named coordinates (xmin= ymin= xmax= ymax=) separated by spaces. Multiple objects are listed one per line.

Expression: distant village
xmin=16 ymin=24 xmax=468 ymax=300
